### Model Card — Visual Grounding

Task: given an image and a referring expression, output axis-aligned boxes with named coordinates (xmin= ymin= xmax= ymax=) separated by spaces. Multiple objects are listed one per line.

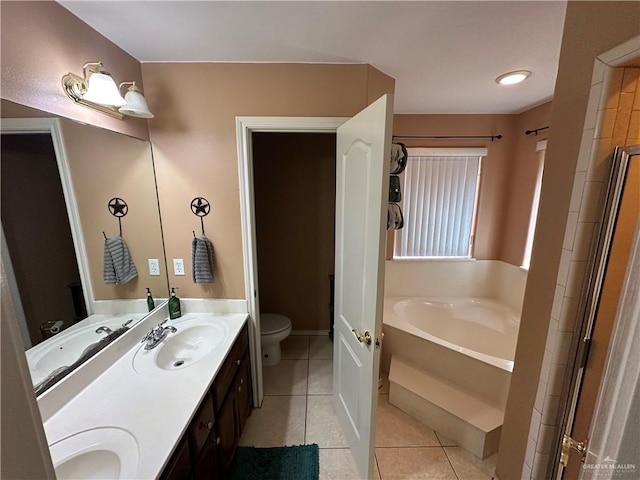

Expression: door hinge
xmin=560 ymin=434 xmax=588 ymax=466
xmin=578 ymin=337 xmax=592 ymax=369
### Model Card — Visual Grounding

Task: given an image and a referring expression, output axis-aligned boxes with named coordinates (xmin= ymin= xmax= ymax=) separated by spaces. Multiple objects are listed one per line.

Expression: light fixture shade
xmin=495 ymin=70 xmax=532 ymax=85
xmin=83 ymin=72 xmax=127 ymax=107
xmin=119 ymin=87 xmax=154 ymax=118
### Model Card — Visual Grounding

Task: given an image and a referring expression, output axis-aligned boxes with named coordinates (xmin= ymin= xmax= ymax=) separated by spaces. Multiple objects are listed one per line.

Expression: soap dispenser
xmin=146 ymin=287 xmax=155 ymax=312
xmin=168 ymin=287 xmax=182 ymax=319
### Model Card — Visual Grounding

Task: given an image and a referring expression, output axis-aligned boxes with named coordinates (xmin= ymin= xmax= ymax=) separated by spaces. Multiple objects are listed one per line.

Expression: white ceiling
xmin=58 ymin=1 xmax=567 ymax=114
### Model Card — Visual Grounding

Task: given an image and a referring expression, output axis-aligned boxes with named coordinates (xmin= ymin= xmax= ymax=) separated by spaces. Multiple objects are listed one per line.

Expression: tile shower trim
xmin=522 ymin=38 xmax=640 ymax=479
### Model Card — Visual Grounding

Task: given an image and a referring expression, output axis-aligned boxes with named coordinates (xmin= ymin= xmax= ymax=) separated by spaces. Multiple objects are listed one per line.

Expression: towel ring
xmin=190 ymin=197 xmax=210 ymax=236
xmin=107 ymin=197 xmax=128 ymax=237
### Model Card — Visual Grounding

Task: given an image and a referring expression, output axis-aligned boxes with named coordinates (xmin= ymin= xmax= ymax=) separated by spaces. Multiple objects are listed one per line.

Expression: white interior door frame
xmin=0 ymin=118 xmax=94 ymax=324
xmin=236 ymin=116 xmax=347 ymax=406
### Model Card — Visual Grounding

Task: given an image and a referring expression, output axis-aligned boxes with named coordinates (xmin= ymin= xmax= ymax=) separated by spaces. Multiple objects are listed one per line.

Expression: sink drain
xmin=173 ymin=360 xmax=185 ymax=367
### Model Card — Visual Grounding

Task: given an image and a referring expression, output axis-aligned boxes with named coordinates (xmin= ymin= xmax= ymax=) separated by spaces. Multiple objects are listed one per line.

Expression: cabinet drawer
xmin=189 ymin=394 xmax=215 ymax=455
xmin=212 ymin=324 xmax=248 ymax=410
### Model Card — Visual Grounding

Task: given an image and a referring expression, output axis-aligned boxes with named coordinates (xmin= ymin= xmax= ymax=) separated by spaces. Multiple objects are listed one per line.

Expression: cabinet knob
xmin=216 ymin=437 xmax=221 ymax=445
xmin=238 ymin=385 xmax=242 ymax=393
xmin=236 ymin=359 xmax=241 ymax=366
xmin=200 ymin=420 xmax=213 ymax=430
xmin=240 ymin=378 xmax=244 ymax=385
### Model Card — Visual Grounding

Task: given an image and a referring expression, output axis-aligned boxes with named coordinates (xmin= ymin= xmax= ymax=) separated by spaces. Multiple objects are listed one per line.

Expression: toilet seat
xmin=261 ymin=313 xmax=291 ymax=335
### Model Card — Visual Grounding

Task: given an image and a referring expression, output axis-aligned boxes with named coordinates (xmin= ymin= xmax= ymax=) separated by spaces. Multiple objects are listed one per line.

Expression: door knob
xmin=352 ymin=329 xmax=372 ymax=345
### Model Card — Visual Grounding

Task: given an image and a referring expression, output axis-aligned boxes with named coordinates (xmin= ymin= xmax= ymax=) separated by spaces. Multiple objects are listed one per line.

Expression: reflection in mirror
xmin=1 ymin=104 xmax=168 ymax=393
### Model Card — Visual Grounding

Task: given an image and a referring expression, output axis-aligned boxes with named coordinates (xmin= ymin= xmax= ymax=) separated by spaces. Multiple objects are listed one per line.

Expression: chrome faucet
xmin=140 ymin=320 xmax=177 ymax=350
xmin=96 ymin=319 xmax=133 ymax=336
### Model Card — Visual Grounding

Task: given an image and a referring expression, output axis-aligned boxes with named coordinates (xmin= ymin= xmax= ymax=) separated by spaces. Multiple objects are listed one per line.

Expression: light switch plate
xmin=148 ymin=259 xmax=160 ymax=276
xmin=173 ymin=258 xmax=185 ymax=276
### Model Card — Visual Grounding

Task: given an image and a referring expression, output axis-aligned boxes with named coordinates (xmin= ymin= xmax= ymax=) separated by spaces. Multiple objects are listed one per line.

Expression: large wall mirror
xmin=1 ymin=100 xmax=169 ymax=393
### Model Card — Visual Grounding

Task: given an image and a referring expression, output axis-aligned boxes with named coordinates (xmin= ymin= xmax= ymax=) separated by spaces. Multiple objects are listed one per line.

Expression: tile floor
xmin=238 ymin=335 xmax=498 ymax=479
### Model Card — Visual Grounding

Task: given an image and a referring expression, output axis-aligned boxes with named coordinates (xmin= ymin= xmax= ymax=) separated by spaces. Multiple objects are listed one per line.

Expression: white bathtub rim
xmin=383 ymin=296 xmax=517 ymax=373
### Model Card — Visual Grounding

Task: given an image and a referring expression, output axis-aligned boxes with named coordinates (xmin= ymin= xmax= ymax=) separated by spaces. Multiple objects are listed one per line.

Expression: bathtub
xmin=382 ymin=296 xmax=521 ymax=408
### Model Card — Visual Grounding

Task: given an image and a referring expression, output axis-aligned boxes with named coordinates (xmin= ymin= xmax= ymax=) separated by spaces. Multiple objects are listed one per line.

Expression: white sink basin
xmin=49 ymin=427 xmax=139 ymax=479
xmin=132 ymin=318 xmax=228 ymax=374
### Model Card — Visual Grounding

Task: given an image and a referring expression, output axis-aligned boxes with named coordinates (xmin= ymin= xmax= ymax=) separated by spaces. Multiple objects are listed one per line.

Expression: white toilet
xmin=260 ymin=313 xmax=292 ymax=366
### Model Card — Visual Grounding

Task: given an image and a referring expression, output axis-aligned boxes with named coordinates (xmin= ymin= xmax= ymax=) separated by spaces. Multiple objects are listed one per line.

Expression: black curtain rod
xmin=393 ymin=134 xmax=502 ymax=142
xmin=525 ymin=126 xmax=549 ymax=136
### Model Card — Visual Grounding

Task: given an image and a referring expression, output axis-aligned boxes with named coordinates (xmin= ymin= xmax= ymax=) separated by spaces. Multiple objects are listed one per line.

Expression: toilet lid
xmin=261 ymin=313 xmax=291 ymax=335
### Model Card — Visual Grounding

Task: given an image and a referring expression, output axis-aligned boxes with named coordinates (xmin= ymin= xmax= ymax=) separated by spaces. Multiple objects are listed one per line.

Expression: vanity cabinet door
xmin=235 ymin=351 xmax=252 ymax=435
xmin=193 ymin=431 xmax=219 ymax=480
xmin=216 ymin=388 xmax=239 ymax=476
xmin=160 ymin=438 xmax=192 ymax=480
xmin=212 ymin=324 xmax=249 ymax=410
xmin=189 ymin=394 xmax=215 ymax=455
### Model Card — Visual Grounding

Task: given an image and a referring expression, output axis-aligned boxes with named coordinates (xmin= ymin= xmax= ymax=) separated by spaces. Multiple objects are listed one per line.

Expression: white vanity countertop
xmin=42 ymin=312 xmax=248 ymax=479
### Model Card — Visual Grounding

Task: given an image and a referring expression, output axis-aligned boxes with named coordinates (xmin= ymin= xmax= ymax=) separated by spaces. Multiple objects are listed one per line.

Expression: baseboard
xmin=291 ymin=330 xmax=330 ymax=336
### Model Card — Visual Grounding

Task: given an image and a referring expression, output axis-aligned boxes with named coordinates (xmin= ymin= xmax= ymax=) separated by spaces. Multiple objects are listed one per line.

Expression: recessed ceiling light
xmin=496 ymin=70 xmax=532 ymax=85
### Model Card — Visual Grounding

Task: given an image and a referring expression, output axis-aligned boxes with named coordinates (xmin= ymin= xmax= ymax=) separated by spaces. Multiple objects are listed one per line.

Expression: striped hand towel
xmin=192 ymin=235 xmax=214 ymax=284
xmin=103 ymin=236 xmax=138 ymax=284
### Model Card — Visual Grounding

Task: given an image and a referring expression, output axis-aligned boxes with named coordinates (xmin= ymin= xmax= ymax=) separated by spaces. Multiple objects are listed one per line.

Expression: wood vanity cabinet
xmin=160 ymin=322 xmax=252 ymax=480
xmin=213 ymin=325 xmax=252 ymax=477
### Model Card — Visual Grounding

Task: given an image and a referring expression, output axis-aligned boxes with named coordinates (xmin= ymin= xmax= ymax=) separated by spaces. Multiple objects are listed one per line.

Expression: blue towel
xmin=192 ymin=235 xmax=214 ymax=284
xmin=103 ymin=236 xmax=138 ymax=284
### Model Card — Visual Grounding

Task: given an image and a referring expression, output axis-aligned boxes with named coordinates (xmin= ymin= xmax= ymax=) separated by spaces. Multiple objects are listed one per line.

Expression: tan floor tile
xmin=435 ymin=431 xmax=458 ymax=447
xmin=376 ymin=395 xmax=440 ymax=447
xmin=320 ymin=448 xmax=361 ymax=480
xmin=281 ymin=335 xmax=310 ymax=359
xmin=318 ymin=449 xmax=382 ymax=480
xmin=444 ymin=447 xmax=497 ymax=480
xmin=306 ymin=395 xmax=348 ymax=447
xmin=239 ymin=395 xmax=306 ymax=447
xmin=308 ymin=359 xmax=333 ymax=394
xmin=262 ymin=359 xmax=308 ymax=395
xmin=310 ymin=335 xmax=334 ymax=359
xmin=375 ymin=447 xmax=457 ymax=479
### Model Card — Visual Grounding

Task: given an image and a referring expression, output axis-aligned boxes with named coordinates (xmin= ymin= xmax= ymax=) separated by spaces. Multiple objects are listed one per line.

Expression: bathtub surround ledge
xmin=389 ymin=356 xmax=503 ymax=459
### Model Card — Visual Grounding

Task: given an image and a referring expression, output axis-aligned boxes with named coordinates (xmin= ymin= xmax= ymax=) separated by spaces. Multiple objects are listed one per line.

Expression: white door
xmin=333 ymin=94 xmax=393 ymax=479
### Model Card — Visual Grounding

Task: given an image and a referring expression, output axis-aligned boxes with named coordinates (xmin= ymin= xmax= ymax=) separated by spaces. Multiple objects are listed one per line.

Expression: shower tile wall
xmin=240 ymin=334 xmax=498 ymax=479
xmin=523 ymin=47 xmax=640 ymax=479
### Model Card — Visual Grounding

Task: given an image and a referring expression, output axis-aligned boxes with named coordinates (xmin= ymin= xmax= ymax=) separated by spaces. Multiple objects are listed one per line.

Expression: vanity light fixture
xmin=495 ymin=70 xmax=532 ymax=85
xmin=62 ymin=61 xmax=154 ymax=119
xmin=118 ymin=82 xmax=155 ymax=119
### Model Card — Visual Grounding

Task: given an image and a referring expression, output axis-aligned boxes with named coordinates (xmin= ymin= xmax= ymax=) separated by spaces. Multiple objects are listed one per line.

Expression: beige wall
xmin=501 ymin=102 xmax=553 ymax=266
xmin=497 ymin=2 xmax=640 ymax=479
xmin=0 ymin=1 xmax=149 ymax=140
xmin=392 ymin=114 xmax=515 ymax=260
xmin=59 ymin=119 xmax=168 ymax=300
xmin=253 ymin=133 xmax=336 ymax=331
xmin=143 ymin=63 xmax=394 ymax=299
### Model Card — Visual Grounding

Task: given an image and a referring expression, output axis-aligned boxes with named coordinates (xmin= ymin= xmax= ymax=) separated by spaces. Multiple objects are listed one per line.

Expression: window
xmin=521 ymin=140 xmax=546 ymax=269
xmin=394 ymin=147 xmax=485 ymax=259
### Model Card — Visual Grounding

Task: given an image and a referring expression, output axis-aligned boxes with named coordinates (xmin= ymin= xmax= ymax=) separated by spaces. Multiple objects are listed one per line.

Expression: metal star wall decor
xmin=190 ymin=197 xmax=210 ymax=217
xmin=108 ymin=197 xmax=128 ymax=217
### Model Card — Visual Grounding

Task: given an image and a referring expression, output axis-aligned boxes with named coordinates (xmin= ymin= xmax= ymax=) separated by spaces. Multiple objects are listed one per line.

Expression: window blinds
xmin=395 ymin=154 xmax=481 ymax=258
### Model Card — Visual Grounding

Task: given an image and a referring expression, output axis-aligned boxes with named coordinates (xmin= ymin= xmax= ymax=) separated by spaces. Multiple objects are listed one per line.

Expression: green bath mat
xmin=229 ymin=444 xmax=319 ymax=480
